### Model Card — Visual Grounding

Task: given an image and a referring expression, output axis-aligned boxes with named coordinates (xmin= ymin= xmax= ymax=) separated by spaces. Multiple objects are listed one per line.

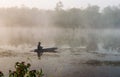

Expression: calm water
xmin=0 ymin=47 xmax=120 ymax=77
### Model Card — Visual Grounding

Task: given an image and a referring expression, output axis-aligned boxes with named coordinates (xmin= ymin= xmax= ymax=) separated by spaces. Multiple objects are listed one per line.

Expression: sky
xmin=0 ymin=0 xmax=120 ymax=10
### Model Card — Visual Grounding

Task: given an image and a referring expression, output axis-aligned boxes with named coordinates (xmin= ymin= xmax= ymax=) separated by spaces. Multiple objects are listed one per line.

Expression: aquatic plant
xmin=0 ymin=62 xmax=44 ymax=77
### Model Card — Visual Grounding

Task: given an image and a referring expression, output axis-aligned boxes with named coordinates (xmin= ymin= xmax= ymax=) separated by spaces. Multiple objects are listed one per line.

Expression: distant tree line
xmin=0 ymin=4 xmax=120 ymax=28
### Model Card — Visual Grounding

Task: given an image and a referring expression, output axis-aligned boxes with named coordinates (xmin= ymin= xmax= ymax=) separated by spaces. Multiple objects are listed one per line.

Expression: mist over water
xmin=0 ymin=27 xmax=56 ymax=47
xmin=1 ymin=26 xmax=120 ymax=53
xmin=0 ymin=3 xmax=120 ymax=77
xmin=0 ymin=5 xmax=120 ymax=49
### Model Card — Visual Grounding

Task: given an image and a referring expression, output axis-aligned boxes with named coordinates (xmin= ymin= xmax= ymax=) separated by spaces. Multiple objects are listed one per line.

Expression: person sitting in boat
xmin=37 ymin=42 xmax=43 ymax=59
xmin=37 ymin=42 xmax=43 ymax=51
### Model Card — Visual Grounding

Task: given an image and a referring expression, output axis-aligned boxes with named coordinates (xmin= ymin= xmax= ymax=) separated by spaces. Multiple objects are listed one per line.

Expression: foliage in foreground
xmin=0 ymin=62 xmax=44 ymax=77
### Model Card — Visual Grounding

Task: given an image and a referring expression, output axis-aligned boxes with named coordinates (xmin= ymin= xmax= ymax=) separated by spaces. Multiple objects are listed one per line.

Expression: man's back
xmin=37 ymin=42 xmax=43 ymax=51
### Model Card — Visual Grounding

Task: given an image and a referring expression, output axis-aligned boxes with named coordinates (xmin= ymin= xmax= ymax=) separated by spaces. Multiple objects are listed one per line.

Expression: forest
xmin=0 ymin=3 xmax=120 ymax=29
xmin=0 ymin=2 xmax=119 ymax=51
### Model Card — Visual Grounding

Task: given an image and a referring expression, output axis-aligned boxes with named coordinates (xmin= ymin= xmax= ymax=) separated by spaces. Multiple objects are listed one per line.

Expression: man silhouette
xmin=37 ymin=42 xmax=42 ymax=50
xmin=37 ymin=42 xmax=43 ymax=59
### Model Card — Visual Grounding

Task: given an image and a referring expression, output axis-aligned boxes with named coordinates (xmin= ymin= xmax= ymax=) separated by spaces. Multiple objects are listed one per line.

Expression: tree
xmin=102 ymin=6 xmax=120 ymax=28
xmin=55 ymin=1 xmax=63 ymax=11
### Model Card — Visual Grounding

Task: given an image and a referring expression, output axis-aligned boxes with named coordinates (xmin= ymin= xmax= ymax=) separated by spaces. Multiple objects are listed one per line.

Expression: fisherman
xmin=37 ymin=42 xmax=43 ymax=59
xmin=37 ymin=42 xmax=43 ymax=50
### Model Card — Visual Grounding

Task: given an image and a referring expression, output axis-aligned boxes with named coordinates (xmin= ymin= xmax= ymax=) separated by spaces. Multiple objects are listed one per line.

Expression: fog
xmin=0 ymin=4 xmax=120 ymax=51
xmin=1 ymin=2 xmax=120 ymax=77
